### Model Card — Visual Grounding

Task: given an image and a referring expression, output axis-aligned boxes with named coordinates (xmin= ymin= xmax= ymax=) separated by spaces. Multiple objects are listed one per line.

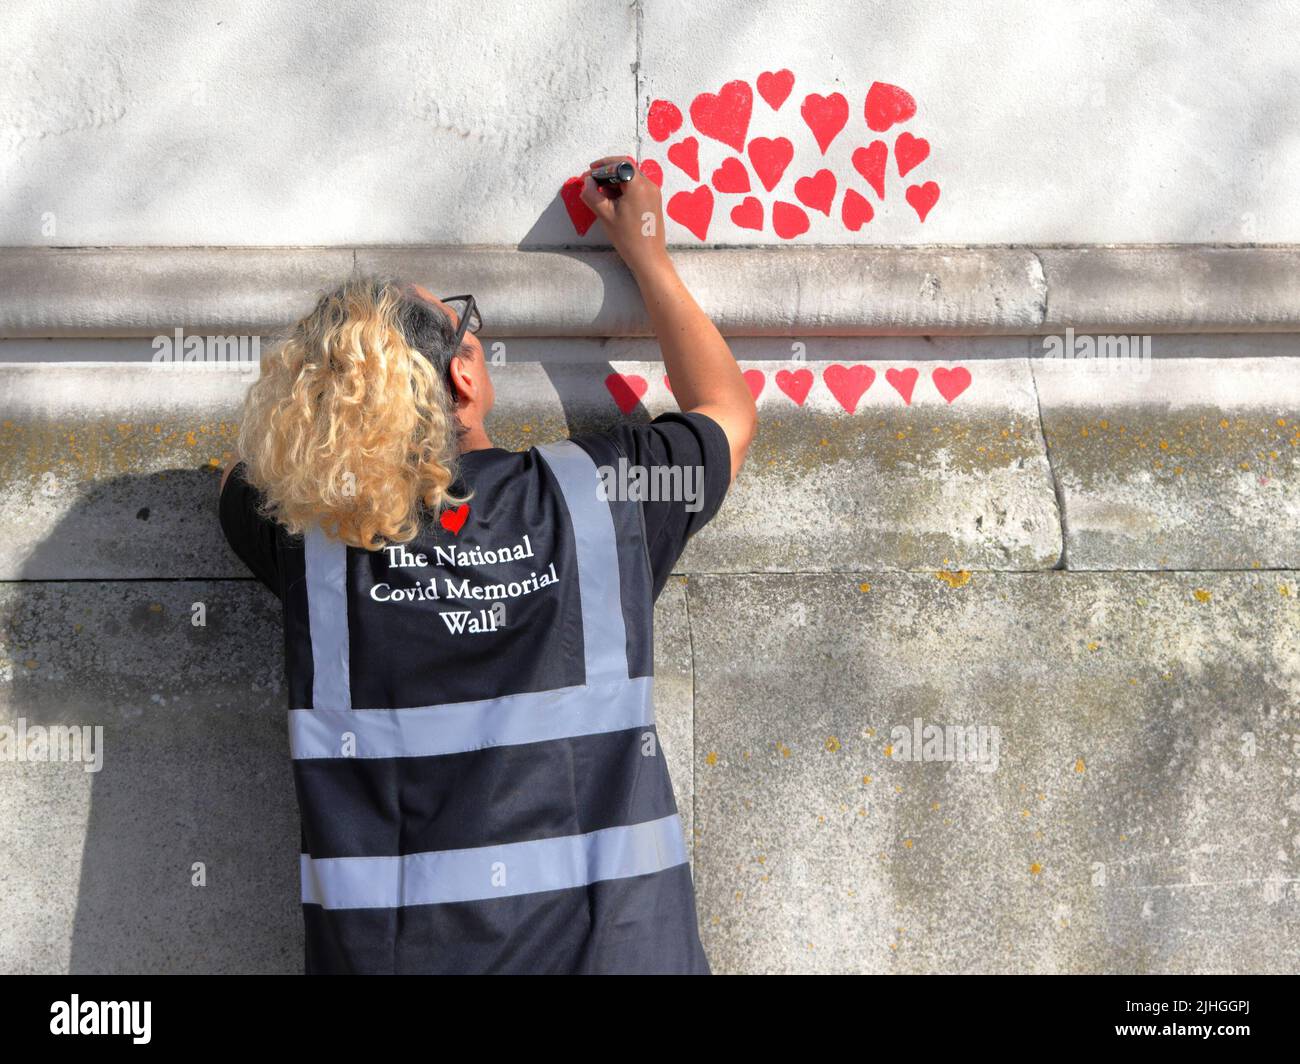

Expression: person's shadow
xmin=16 ymin=468 xmax=300 ymax=973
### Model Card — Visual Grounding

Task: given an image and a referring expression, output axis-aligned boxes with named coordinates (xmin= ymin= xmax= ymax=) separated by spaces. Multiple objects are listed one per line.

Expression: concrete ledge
xmin=1040 ymin=247 xmax=1300 ymax=333
xmin=0 ymin=361 xmax=1063 ymax=578
xmin=5 ymin=244 xmax=1298 ymax=338
xmin=1 ymin=246 xmax=1043 ymax=338
xmin=689 ymin=571 xmax=1300 ymax=974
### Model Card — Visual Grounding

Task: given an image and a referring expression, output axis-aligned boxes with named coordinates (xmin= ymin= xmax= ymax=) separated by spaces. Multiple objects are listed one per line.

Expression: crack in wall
xmin=1029 ymin=354 xmax=1070 ymax=570
xmin=1028 ymin=248 xmax=1049 ymax=329
xmin=680 ymin=576 xmax=699 ymax=866
xmin=632 ymin=0 xmax=644 ymax=163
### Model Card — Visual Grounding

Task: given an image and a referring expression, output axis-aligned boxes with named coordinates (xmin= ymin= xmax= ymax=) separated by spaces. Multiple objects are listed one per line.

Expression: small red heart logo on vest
xmin=440 ymin=503 xmax=470 ymax=535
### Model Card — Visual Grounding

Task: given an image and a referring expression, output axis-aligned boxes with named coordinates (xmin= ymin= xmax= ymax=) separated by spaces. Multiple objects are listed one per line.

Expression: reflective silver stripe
xmin=300 ymin=813 xmax=686 ymax=910
xmin=534 ymin=440 xmax=630 ymax=685
xmin=305 ymin=524 xmax=351 ymax=710
xmin=290 ymin=675 xmax=654 ymax=760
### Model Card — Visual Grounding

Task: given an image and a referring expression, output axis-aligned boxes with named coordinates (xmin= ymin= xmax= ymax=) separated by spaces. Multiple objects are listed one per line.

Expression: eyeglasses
xmin=441 ymin=295 xmax=482 ymax=353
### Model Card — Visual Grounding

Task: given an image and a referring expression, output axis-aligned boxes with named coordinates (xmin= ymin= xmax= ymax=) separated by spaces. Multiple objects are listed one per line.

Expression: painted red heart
xmin=906 ymin=181 xmax=940 ymax=222
xmin=711 ymin=156 xmax=751 ymax=193
xmin=864 ymin=82 xmax=916 ymax=132
xmin=932 ymin=366 xmax=970 ymax=404
xmin=639 ymin=159 xmax=664 ymax=187
xmin=885 ymin=367 xmax=919 ymax=404
xmin=756 ymin=69 xmax=794 ymax=110
xmin=841 ymin=187 xmax=874 ymax=231
xmin=775 ymin=368 xmax=814 ymax=405
xmin=689 ymin=80 xmax=753 ymax=153
xmin=794 ymin=169 xmax=836 ymax=216
xmin=667 ymin=185 xmax=714 ymax=241
xmin=851 ymin=141 xmax=888 ymax=200
xmin=824 ymin=364 xmax=876 ymax=414
xmin=730 ymin=196 xmax=763 ymax=230
xmin=772 ymin=201 xmax=810 ymax=239
xmin=748 ymin=136 xmax=794 ymax=192
xmin=667 ymin=136 xmax=700 ymax=181
xmin=605 ymin=372 xmax=649 ymax=414
xmin=664 ymin=374 xmax=672 ymax=392
xmin=440 ymin=503 xmax=470 ymax=535
xmin=895 ymin=132 xmax=929 ymax=177
xmin=801 ymin=92 xmax=849 ymax=154
xmin=560 ymin=176 xmax=596 ymax=236
xmin=647 ymin=99 xmax=683 ymax=142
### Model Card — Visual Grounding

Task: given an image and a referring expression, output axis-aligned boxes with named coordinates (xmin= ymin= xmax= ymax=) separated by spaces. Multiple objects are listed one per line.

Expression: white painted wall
xmin=2 ymin=0 xmax=1297 ymax=246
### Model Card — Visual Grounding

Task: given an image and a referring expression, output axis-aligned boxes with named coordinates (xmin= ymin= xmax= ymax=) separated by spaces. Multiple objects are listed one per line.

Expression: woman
xmin=219 ymin=157 xmax=757 ymax=973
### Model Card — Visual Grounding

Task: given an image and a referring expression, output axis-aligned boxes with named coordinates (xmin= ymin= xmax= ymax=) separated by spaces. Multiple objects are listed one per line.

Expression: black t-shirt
xmin=219 ymin=410 xmax=731 ymax=606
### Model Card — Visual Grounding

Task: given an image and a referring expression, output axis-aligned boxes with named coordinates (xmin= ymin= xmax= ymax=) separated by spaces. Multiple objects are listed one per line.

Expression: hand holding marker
xmin=590 ymin=160 xmax=636 ymax=187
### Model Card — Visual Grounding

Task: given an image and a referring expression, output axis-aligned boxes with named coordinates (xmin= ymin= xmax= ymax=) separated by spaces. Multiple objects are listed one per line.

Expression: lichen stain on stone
xmin=748 ymin=412 xmax=1040 ymax=478
xmin=0 ymin=418 xmax=242 ymax=480
xmin=934 ymin=570 xmax=971 ymax=588
xmin=1048 ymin=406 xmax=1299 ymax=492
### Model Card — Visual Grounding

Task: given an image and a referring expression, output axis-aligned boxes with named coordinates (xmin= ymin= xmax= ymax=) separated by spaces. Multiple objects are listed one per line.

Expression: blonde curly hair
xmin=237 ymin=276 xmax=473 ymax=550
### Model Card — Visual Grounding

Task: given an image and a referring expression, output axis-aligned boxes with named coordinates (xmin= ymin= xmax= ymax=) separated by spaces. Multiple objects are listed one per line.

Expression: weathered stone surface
xmin=687 ymin=571 xmax=1300 ymax=974
xmin=1035 ymin=357 xmax=1300 ymax=570
xmin=0 ymin=364 xmax=245 ymax=580
xmin=682 ymin=357 xmax=1061 ymax=572
xmin=0 ymin=360 xmax=1062 ymax=578
xmin=0 ymin=578 xmax=696 ymax=973
xmin=0 ymin=581 xmax=298 ymax=974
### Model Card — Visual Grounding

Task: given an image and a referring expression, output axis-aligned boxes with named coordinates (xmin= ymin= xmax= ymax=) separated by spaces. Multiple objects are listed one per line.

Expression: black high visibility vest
xmin=285 ymin=439 xmax=710 ymax=974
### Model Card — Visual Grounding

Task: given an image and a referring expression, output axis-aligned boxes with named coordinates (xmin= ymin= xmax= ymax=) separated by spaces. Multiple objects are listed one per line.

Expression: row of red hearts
xmin=646 ymin=76 xmax=924 ymax=151
xmin=658 ymin=131 xmax=932 ymax=197
xmin=659 ymin=173 xmax=938 ymax=240
xmin=605 ymin=365 xmax=972 ymax=415
xmin=564 ymin=158 xmax=938 ymax=240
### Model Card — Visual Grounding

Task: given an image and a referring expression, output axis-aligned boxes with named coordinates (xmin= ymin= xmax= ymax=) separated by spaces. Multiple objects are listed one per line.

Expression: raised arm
xmin=582 ymin=157 xmax=757 ymax=483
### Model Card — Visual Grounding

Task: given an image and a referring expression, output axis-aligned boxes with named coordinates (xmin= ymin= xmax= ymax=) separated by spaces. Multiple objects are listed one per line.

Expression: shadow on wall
xmin=14 ymin=471 xmax=300 ymax=974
